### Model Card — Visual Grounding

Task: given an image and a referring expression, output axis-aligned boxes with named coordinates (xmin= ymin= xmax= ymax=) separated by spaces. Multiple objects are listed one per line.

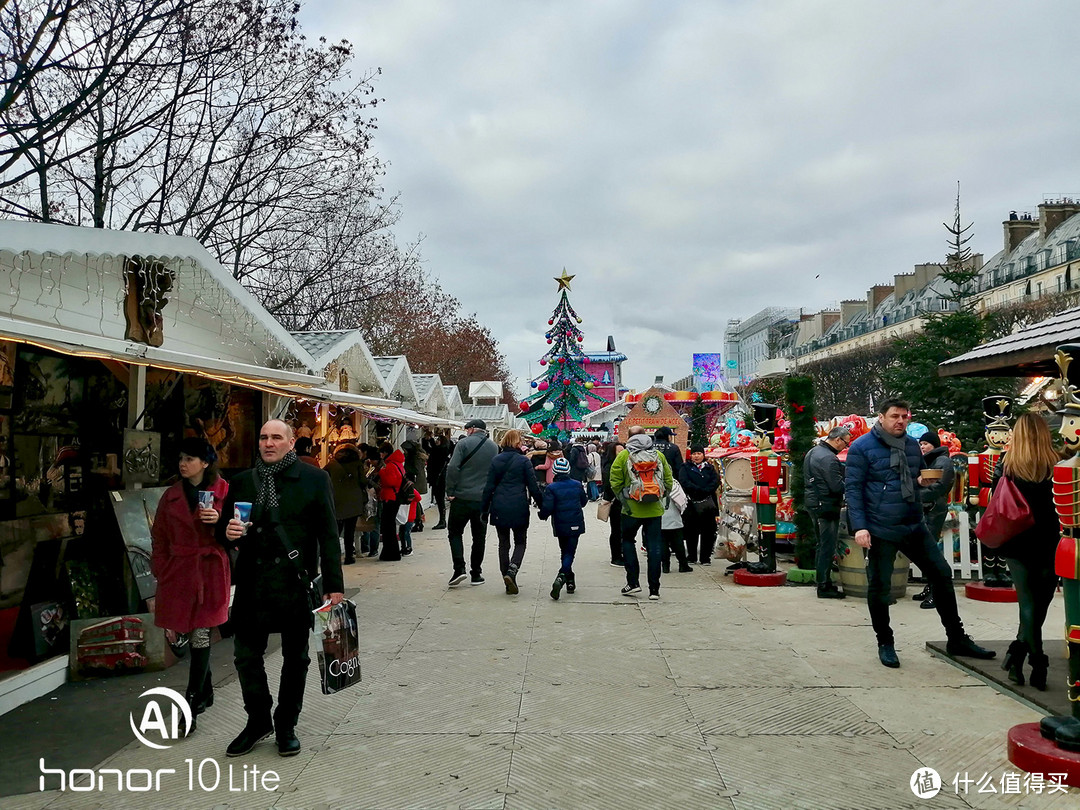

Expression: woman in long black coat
xmin=481 ymin=430 xmax=542 ymax=595
xmin=679 ymin=447 xmax=721 ymax=565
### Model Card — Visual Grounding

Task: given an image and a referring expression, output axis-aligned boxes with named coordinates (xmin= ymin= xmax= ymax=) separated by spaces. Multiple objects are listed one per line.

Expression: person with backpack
xmin=444 ymin=419 xmax=498 ymax=586
xmin=540 ymin=456 xmax=590 ymax=600
xmin=481 ymin=429 xmax=543 ymax=595
xmin=608 ymin=426 xmax=674 ymax=600
xmin=567 ymin=440 xmax=591 ymax=489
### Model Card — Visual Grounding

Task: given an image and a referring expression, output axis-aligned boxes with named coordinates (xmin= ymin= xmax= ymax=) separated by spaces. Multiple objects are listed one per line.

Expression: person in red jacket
xmin=151 ymin=437 xmax=229 ymax=733
xmin=377 ymin=442 xmax=406 ymax=561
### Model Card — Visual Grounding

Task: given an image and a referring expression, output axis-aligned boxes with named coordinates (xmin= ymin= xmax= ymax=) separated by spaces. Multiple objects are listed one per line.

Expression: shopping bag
xmin=313 ymin=600 xmax=362 ymax=695
xmin=395 ymin=503 xmax=410 ymax=526
xmin=974 ymin=477 xmax=1034 ymax=549
xmin=596 ymin=499 xmax=612 ymax=522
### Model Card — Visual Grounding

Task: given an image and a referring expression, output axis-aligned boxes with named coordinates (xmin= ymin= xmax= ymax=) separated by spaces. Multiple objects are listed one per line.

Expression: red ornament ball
xmin=531 ymin=424 xmax=543 ymax=435
xmin=558 ymin=357 xmax=566 ymax=364
xmin=563 ymin=379 xmax=570 ymax=385
xmin=577 ymin=336 xmax=583 ymax=342
xmin=547 ymin=339 xmax=552 ymax=344
xmin=548 ymin=319 xmax=553 ymax=325
xmin=519 ymin=401 xmax=529 ymax=411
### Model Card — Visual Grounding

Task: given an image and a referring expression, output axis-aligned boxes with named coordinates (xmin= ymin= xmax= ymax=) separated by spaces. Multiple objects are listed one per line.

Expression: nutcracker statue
xmin=746 ymin=403 xmax=784 ymax=575
xmin=1040 ymin=346 xmax=1080 ymax=752
xmin=968 ymin=395 xmax=1014 ymax=587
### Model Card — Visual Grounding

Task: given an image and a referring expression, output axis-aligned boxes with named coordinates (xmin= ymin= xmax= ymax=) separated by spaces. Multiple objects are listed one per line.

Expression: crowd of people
xmin=146 ymin=396 xmax=1060 ymax=760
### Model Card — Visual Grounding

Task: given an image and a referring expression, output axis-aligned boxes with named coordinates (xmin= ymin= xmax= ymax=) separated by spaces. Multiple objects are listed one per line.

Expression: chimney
xmin=654 ymin=375 xmax=664 ymax=386
xmin=840 ymin=299 xmax=865 ymax=326
xmin=821 ymin=310 xmax=840 ymax=332
xmin=868 ymin=284 xmax=894 ymax=313
xmin=1038 ymin=199 xmax=1080 ymax=241
xmin=893 ymin=272 xmax=917 ymax=301
xmin=1004 ymin=211 xmax=1039 ymax=254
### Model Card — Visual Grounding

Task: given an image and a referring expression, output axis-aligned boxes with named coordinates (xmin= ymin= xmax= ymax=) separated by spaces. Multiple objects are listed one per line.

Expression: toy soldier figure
xmin=968 ymin=396 xmax=1014 ymax=587
xmin=746 ymin=403 xmax=784 ymax=575
xmin=1041 ymin=346 xmax=1080 ymax=751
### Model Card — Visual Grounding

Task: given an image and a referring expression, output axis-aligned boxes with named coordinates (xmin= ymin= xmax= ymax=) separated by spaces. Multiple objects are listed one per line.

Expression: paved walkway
xmin=3 ymin=508 xmax=1078 ymax=809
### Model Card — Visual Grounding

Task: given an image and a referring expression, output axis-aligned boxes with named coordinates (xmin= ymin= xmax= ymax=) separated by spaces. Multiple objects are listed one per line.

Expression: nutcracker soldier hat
xmin=1054 ymin=343 xmax=1080 ymax=416
xmin=981 ymin=395 xmax=1014 ymax=430
xmin=750 ymin=403 xmax=779 ymax=439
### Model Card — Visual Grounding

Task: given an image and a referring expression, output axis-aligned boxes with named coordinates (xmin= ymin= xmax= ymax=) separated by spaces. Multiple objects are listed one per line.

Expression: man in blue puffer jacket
xmin=846 ymin=398 xmax=995 ymax=669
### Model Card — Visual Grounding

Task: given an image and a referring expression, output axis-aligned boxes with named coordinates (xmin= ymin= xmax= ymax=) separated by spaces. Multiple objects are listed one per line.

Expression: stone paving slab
xmin=516 ymin=681 xmax=696 ymax=734
xmin=683 ymin=686 xmax=882 ymax=736
xmin=339 ymin=680 xmax=524 ymax=735
xmin=665 ymin=647 xmax=831 ymax=688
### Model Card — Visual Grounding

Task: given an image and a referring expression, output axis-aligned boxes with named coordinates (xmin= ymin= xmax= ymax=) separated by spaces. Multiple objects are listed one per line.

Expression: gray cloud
xmin=306 ymin=0 xmax=1080 ymax=392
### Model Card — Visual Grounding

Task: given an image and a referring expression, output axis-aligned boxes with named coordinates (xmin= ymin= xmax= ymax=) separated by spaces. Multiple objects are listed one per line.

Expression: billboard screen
xmin=692 ymin=353 xmax=725 ymax=392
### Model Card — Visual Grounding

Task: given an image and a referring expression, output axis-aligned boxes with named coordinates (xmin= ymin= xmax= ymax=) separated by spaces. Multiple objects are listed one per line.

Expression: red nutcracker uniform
xmin=747 ymin=403 xmax=784 ymax=575
xmin=969 ymin=396 xmax=1013 ymax=588
xmin=1039 ymin=347 xmax=1080 ymax=752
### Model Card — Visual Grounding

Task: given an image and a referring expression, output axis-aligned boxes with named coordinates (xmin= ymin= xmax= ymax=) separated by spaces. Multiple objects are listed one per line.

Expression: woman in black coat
xmin=679 ymin=446 xmax=721 ymax=565
xmin=481 ymin=430 xmax=542 ymax=594
xmin=992 ymin=413 xmax=1061 ymax=690
xmin=600 ymin=441 xmax=625 ymax=566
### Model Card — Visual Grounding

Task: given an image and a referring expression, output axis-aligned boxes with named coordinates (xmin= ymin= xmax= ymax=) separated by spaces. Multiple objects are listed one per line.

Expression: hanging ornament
xmin=558 ymin=357 xmax=566 ymax=364
xmin=540 ymin=359 xmax=547 ymax=366
xmin=584 ymin=381 xmax=594 ymax=389
xmin=531 ymin=424 xmax=543 ymax=435
xmin=563 ymin=379 xmax=570 ymax=385
xmin=583 ymin=357 xmax=590 ymax=364
xmin=579 ymin=400 xmax=588 ymax=408
xmin=538 ymin=381 xmax=549 ymax=391
xmin=548 ymin=319 xmax=553 ymax=325
xmin=519 ymin=401 xmax=530 ymax=411
xmin=576 ymin=317 xmax=582 ymax=324
xmin=543 ymin=402 xmax=554 ymax=411
xmin=577 ymin=336 xmax=583 ymax=342
xmin=547 ymin=339 xmax=552 ymax=344
xmin=530 ymin=381 xmax=538 ymax=388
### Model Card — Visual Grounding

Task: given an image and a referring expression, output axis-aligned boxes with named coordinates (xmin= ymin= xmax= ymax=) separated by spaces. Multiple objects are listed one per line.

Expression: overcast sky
xmin=304 ymin=0 xmax=1080 ymax=396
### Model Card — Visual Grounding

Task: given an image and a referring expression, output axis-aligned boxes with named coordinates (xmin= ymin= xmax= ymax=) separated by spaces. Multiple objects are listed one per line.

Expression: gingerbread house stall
xmin=615 ymin=387 xmax=688 ymax=452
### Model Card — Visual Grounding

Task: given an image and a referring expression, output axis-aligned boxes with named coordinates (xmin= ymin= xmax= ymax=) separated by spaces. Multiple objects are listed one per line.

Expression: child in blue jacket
xmin=539 ymin=457 xmax=589 ymax=600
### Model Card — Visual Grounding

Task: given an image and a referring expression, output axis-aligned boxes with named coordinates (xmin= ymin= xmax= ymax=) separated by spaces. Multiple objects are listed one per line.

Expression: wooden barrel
xmin=837 ymin=535 xmax=909 ymax=600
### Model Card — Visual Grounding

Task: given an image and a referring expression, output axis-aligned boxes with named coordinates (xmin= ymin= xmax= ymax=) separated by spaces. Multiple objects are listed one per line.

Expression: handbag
xmin=596 ymin=499 xmax=612 ymax=522
xmin=974 ymin=476 xmax=1034 ymax=549
xmin=690 ymin=495 xmax=719 ymax=516
xmin=314 ymin=599 xmax=362 ymax=694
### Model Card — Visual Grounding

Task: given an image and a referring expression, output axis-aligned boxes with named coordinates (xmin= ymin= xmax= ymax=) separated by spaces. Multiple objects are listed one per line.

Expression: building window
xmin=939 ymin=298 xmax=948 ymax=311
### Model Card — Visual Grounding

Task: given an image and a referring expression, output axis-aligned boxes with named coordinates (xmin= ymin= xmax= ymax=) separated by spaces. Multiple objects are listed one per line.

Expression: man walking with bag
xmin=220 ymin=420 xmax=343 ymax=758
xmin=445 ymin=419 xmax=498 ymax=586
xmin=846 ymin=399 xmax=994 ymax=669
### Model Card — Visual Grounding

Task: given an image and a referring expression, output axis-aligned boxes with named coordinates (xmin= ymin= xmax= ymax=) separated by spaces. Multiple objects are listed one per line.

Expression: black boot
xmin=912 ymin=586 xmax=931 ymax=602
xmin=565 ymin=572 xmax=576 ymax=594
xmin=201 ymin=668 xmax=214 ymax=709
xmin=182 ymin=692 xmax=199 ymax=735
xmin=187 ymin=647 xmax=212 ymax=714
xmin=1028 ymin=652 xmax=1049 ymax=690
xmin=1002 ymin=640 xmax=1028 ymax=686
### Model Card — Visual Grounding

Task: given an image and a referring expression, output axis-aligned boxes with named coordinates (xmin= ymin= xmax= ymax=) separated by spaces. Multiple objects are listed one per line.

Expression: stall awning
xmin=358 ymin=405 xmax=464 ymax=429
xmin=939 ymin=306 xmax=1080 ymax=378
xmin=275 ymin=386 xmax=400 ymax=409
xmin=0 ymin=314 xmax=326 ymax=393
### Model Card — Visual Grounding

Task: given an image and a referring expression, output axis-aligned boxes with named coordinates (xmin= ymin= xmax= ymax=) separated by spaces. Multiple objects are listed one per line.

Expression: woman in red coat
xmin=151 ymin=437 xmax=229 ymax=732
xmin=377 ymin=443 xmax=405 ymax=561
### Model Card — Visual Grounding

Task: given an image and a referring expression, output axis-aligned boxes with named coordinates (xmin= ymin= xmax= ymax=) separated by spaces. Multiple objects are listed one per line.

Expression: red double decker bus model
xmin=76 ymin=616 xmax=148 ymax=671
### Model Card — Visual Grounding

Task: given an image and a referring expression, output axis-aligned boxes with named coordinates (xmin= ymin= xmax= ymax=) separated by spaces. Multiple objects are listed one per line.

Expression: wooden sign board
xmin=616 ymin=387 xmax=688 ymax=452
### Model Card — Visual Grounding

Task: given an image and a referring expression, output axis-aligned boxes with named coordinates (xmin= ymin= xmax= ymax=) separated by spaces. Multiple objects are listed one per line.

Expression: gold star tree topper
xmin=555 ymin=268 xmax=575 ymax=291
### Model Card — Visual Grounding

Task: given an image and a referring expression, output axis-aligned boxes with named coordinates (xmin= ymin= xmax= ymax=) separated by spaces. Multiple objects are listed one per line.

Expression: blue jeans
xmin=398 ymin=522 xmax=412 ymax=552
xmin=621 ymin=514 xmax=663 ymax=594
xmin=558 ymin=533 xmax=581 ymax=575
xmin=587 ymin=481 xmax=600 ymax=501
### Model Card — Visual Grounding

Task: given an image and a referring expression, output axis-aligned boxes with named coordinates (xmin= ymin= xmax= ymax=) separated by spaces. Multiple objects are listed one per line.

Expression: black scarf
xmin=872 ymin=422 xmax=916 ymax=503
xmin=254 ymin=450 xmax=298 ymax=508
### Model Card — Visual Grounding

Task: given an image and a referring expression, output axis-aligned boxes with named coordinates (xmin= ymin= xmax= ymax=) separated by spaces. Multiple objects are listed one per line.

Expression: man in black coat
xmin=652 ymin=426 xmax=684 ymax=478
xmin=424 ymin=430 xmax=453 ymax=529
xmin=804 ymin=426 xmax=850 ymax=599
xmin=221 ymin=419 xmax=343 ymax=758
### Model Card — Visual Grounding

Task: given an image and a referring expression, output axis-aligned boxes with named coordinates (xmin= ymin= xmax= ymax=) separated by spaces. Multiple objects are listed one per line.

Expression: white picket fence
xmin=910 ymin=505 xmax=982 ymax=580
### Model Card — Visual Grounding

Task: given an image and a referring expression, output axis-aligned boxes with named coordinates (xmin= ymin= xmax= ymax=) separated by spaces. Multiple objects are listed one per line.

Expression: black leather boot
xmin=912 ymin=586 xmax=931 ymax=602
xmin=1028 ymin=652 xmax=1049 ymax=690
xmin=1001 ymin=640 xmax=1028 ymax=686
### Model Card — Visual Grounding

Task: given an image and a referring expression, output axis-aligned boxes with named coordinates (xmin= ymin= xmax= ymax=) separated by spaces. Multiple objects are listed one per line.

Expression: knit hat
xmin=690 ymin=444 xmax=705 ymax=454
xmin=180 ymin=436 xmax=216 ymax=464
xmin=919 ymin=428 xmax=941 ymax=448
xmin=553 ymin=457 xmax=571 ymax=475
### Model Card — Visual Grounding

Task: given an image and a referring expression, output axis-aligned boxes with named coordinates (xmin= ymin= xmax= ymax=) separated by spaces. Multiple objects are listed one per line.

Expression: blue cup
xmin=234 ymin=502 xmax=253 ymax=524
xmin=198 ymin=491 xmax=214 ymax=510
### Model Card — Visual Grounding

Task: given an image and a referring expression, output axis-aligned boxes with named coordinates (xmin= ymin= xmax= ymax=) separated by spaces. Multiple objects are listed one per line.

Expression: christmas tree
xmin=520 ymin=270 xmax=610 ymax=440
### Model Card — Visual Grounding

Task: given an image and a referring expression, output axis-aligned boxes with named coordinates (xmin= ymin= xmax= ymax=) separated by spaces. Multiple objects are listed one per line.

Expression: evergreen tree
xmin=689 ymin=395 xmax=708 ymax=448
xmin=784 ymin=375 xmax=818 ymax=570
xmin=884 ymin=186 xmax=1016 ymax=447
xmin=521 ymin=270 xmax=610 ymax=440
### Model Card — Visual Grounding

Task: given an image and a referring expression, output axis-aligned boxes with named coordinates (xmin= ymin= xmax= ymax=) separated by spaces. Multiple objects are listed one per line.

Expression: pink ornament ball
xmin=577 ymin=336 xmax=583 ymax=342
xmin=547 ymin=339 xmax=552 ymax=344
xmin=540 ymin=359 xmax=547 ymax=366
xmin=538 ymin=382 xmax=549 ymax=391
